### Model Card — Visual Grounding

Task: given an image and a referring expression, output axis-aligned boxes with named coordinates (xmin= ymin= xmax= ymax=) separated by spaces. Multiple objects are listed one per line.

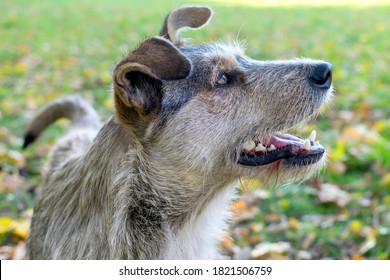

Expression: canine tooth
xmin=242 ymin=140 xmax=256 ymax=151
xmin=255 ymin=143 xmax=266 ymax=152
xmin=268 ymin=144 xmax=276 ymax=151
xmin=302 ymin=139 xmax=311 ymax=150
xmin=308 ymin=130 xmax=316 ymax=142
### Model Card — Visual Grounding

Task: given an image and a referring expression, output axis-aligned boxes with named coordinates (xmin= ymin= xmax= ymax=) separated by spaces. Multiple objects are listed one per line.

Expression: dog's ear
xmin=113 ymin=36 xmax=191 ymax=122
xmin=160 ymin=6 xmax=212 ymax=42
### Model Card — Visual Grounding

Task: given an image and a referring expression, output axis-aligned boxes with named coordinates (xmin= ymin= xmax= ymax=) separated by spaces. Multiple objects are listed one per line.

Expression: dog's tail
xmin=23 ymin=95 xmax=101 ymax=149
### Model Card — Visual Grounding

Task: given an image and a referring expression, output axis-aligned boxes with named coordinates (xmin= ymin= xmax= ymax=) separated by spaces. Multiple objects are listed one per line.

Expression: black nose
xmin=309 ymin=62 xmax=332 ymax=89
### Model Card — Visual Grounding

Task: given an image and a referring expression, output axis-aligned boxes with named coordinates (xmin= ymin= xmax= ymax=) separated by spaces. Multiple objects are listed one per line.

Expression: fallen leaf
xmin=0 ymin=150 xmax=25 ymax=166
xmin=97 ymin=72 xmax=111 ymax=85
xmin=251 ymin=242 xmax=290 ymax=259
xmin=278 ymin=198 xmax=290 ymax=210
xmin=13 ymin=219 xmax=30 ymax=239
xmin=0 ymin=217 xmax=14 ymax=234
xmin=15 ymin=63 xmax=27 ymax=73
xmin=82 ymin=68 xmax=94 ymax=78
xmin=359 ymin=238 xmax=376 ymax=255
xmin=230 ymin=198 xmax=258 ymax=222
xmin=297 ymin=250 xmax=312 ymax=260
xmin=381 ymin=173 xmax=390 ymax=187
xmin=351 ymin=220 xmax=363 ymax=234
xmin=288 ymin=217 xmax=299 ymax=230
xmin=220 ymin=235 xmax=233 ymax=251
xmin=352 ymin=253 xmax=365 ymax=260
xmin=373 ymin=120 xmax=388 ymax=133
xmin=0 ymin=246 xmax=14 ymax=260
xmin=317 ymin=183 xmax=350 ymax=207
xmin=12 ymin=241 xmax=26 ymax=260
xmin=248 ymin=235 xmax=262 ymax=245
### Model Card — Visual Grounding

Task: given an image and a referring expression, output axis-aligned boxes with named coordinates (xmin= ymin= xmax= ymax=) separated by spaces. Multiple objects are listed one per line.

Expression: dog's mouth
xmin=237 ymin=130 xmax=324 ymax=167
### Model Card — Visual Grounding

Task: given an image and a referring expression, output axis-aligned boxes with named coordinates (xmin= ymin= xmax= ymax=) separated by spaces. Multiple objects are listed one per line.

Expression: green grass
xmin=1 ymin=0 xmax=390 ymax=259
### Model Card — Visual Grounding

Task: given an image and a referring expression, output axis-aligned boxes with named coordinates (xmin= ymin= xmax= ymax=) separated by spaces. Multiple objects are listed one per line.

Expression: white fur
xmin=164 ymin=183 xmax=237 ymax=259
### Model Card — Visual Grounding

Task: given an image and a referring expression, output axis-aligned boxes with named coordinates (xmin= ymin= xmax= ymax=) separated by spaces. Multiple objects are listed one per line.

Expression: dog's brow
xmin=216 ymin=56 xmax=238 ymax=69
xmin=206 ymin=52 xmax=238 ymax=69
xmin=202 ymin=43 xmax=245 ymax=69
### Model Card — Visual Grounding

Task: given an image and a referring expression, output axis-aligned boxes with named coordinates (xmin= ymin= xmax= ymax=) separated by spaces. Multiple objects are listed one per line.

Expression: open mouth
xmin=238 ymin=130 xmax=324 ymax=167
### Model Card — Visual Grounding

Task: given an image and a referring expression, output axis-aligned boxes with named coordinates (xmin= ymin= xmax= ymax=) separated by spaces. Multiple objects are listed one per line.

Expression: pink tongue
xmin=268 ymin=133 xmax=304 ymax=149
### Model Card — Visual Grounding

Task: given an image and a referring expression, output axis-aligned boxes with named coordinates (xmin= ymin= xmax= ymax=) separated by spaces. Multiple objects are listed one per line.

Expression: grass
xmin=0 ymin=0 xmax=390 ymax=259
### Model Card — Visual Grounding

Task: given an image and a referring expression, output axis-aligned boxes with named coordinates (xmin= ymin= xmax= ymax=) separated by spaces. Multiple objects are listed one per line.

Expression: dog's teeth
xmin=242 ymin=140 xmax=256 ymax=151
xmin=308 ymin=130 xmax=316 ymax=142
xmin=302 ymin=139 xmax=311 ymax=150
xmin=268 ymin=144 xmax=276 ymax=151
xmin=255 ymin=143 xmax=266 ymax=152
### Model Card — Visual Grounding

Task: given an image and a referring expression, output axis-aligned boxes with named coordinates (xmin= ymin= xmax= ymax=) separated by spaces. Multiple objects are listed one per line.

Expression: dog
xmin=24 ymin=6 xmax=332 ymax=259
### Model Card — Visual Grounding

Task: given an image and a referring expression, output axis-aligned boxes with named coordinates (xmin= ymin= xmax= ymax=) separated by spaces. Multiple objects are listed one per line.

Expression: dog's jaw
xmin=238 ymin=130 xmax=324 ymax=167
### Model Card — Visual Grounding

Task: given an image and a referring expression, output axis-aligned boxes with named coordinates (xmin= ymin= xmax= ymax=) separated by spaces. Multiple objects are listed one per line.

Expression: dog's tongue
xmin=266 ymin=133 xmax=305 ymax=149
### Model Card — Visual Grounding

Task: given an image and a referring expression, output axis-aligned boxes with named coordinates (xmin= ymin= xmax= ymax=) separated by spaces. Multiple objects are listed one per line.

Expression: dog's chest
xmin=163 ymin=185 xmax=236 ymax=259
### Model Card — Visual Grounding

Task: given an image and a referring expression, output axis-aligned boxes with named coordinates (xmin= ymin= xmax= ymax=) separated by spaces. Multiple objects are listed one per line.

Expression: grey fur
xmin=26 ymin=6 xmax=332 ymax=259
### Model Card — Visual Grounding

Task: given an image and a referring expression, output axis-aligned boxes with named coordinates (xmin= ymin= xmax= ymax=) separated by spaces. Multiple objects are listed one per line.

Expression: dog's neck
xmin=91 ymin=117 xmax=236 ymax=259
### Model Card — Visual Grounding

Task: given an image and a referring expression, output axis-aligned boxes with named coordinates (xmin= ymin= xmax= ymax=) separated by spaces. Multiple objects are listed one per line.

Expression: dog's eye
xmin=215 ymin=73 xmax=230 ymax=86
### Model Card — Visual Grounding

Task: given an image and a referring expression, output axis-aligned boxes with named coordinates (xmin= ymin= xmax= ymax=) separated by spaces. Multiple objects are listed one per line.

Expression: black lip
xmin=237 ymin=144 xmax=325 ymax=167
xmin=283 ymin=152 xmax=324 ymax=166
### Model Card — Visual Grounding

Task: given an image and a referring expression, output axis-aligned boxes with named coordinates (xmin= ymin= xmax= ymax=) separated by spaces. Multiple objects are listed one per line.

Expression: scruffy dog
xmin=24 ymin=6 xmax=332 ymax=259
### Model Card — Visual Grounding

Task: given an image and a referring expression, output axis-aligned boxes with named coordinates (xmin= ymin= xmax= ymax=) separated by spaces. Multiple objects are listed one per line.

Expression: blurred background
xmin=0 ymin=0 xmax=389 ymax=259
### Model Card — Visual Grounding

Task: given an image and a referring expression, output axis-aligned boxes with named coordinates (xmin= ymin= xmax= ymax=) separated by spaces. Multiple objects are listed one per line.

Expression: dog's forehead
xmin=180 ymin=42 xmax=245 ymax=67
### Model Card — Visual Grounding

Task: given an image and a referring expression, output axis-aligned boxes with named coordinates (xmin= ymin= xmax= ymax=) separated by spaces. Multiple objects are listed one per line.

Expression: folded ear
xmin=160 ymin=6 xmax=212 ymax=42
xmin=113 ymin=36 xmax=191 ymax=120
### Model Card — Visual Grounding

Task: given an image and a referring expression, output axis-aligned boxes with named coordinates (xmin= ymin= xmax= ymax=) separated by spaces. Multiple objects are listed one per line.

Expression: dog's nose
xmin=309 ymin=62 xmax=332 ymax=89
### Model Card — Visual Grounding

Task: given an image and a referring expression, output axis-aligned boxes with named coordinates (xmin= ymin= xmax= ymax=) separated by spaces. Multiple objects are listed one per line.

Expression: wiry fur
xmin=25 ymin=6 xmax=332 ymax=259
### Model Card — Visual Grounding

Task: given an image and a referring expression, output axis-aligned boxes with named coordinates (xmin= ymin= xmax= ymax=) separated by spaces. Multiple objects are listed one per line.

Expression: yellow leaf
xmin=83 ymin=68 xmax=94 ymax=78
xmin=381 ymin=173 xmax=390 ymax=188
xmin=373 ymin=120 xmax=387 ymax=133
xmin=0 ymin=150 xmax=24 ymax=165
xmin=331 ymin=139 xmax=346 ymax=161
xmin=100 ymin=72 xmax=111 ymax=84
xmin=13 ymin=219 xmax=30 ymax=239
xmin=351 ymin=220 xmax=363 ymax=234
xmin=384 ymin=195 xmax=390 ymax=205
xmin=278 ymin=199 xmax=290 ymax=210
xmin=0 ymin=217 xmax=15 ymax=234
xmin=288 ymin=217 xmax=299 ymax=230
xmin=15 ymin=63 xmax=27 ymax=73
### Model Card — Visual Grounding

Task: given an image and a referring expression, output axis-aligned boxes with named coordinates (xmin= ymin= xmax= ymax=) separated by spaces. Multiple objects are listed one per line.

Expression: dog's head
xmin=113 ymin=6 xmax=333 ymax=185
